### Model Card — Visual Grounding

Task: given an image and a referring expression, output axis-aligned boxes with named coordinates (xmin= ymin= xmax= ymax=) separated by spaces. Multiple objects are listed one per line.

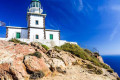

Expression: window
xmin=36 ymin=2 xmax=39 ymax=7
xmin=36 ymin=35 xmax=39 ymax=39
xmin=50 ymin=34 xmax=53 ymax=40
xmin=32 ymin=2 xmax=35 ymax=7
xmin=16 ymin=32 xmax=21 ymax=39
xmin=35 ymin=20 xmax=39 ymax=25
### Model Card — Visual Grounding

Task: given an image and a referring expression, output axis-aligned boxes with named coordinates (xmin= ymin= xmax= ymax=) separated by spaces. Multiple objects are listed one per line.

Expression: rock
xmin=24 ymin=56 xmax=51 ymax=76
xmin=10 ymin=59 xmax=29 ymax=80
xmin=98 ymin=56 xmax=104 ymax=63
xmin=0 ymin=63 xmax=11 ymax=79
xmin=30 ymin=42 xmax=47 ymax=53
xmin=48 ymin=58 xmax=66 ymax=68
xmin=46 ymin=50 xmax=76 ymax=66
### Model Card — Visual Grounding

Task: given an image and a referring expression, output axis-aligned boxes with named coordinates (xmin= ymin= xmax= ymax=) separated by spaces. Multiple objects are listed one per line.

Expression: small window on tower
xmin=36 ymin=20 xmax=39 ymax=25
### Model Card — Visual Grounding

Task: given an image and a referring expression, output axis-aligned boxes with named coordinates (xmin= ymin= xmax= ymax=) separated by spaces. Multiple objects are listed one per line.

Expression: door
xmin=16 ymin=32 xmax=21 ymax=38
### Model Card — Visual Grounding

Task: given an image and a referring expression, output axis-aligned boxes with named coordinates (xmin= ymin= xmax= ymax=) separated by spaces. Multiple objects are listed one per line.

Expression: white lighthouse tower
xmin=6 ymin=0 xmax=62 ymax=43
xmin=27 ymin=0 xmax=46 ymax=39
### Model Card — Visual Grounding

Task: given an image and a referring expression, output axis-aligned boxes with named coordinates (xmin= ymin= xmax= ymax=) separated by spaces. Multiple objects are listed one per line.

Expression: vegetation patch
xmin=107 ymin=69 xmax=114 ymax=73
xmin=29 ymin=52 xmax=42 ymax=58
xmin=41 ymin=44 xmax=49 ymax=50
xmin=86 ymin=64 xmax=95 ymax=69
xmin=55 ymin=43 xmax=112 ymax=70
xmin=95 ymin=69 xmax=103 ymax=75
xmin=30 ymin=71 xmax=45 ymax=79
xmin=9 ymin=38 xmax=28 ymax=45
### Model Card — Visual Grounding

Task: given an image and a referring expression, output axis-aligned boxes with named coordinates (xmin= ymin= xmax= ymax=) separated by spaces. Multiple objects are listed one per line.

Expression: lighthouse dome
xmin=28 ymin=0 xmax=43 ymax=14
xmin=32 ymin=0 xmax=39 ymax=1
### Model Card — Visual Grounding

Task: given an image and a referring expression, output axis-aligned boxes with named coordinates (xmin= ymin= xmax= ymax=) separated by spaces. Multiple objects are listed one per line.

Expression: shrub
xmin=95 ymin=69 xmax=103 ymax=75
xmin=9 ymin=38 xmax=21 ymax=43
xmin=94 ymin=52 xmax=100 ymax=56
xmin=30 ymin=71 xmax=45 ymax=79
xmin=9 ymin=38 xmax=28 ymax=45
xmin=59 ymin=43 xmax=113 ymax=71
xmin=117 ymin=78 xmax=120 ymax=80
xmin=41 ymin=44 xmax=49 ymax=50
xmin=84 ymin=49 xmax=93 ymax=55
xmin=107 ymin=69 xmax=114 ymax=73
xmin=60 ymin=43 xmax=91 ymax=60
xmin=86 ymin=64 xmax=95 ymax=69
xmin=30 ymin=52 xmax=42 ymax=58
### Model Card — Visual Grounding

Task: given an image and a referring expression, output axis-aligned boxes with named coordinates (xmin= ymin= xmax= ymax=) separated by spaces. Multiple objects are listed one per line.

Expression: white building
xmin=3 ymin=0 xmax=77 ymax=47
xmin=6 ymin=0 xmax=60 ymax=41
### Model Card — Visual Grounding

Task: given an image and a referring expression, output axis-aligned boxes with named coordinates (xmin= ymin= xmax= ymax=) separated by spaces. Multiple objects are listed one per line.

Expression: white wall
xmin=46 ymin=30 xmax=60 ymax=41
xmin=30 ymin=15 xmax=44 ymax=28
xmin=29 ymin=28 xmax=44 ymax=40
xmin=0 ymin=38 xmax=78 ymax=48
xmin=7 ymin=28 xmax=28 ymax=39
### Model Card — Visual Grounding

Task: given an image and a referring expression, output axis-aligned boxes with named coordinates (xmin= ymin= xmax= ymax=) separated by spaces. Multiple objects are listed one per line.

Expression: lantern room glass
xmin=30 ymin=1 xmax=40 ymax=8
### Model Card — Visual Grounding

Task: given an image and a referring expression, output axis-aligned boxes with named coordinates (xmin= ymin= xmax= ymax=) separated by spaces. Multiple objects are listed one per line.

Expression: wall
xmin=0 ymin=38 xmax=77 ymax=48
xmin=46 ymin=30 xmax=60 ymax=41
xmin=7 ymin=28 xmax=28 ymax=39
xmin=29 ymin=28 xmax=44 ymax=40
xmin=30 ymin=15 xmax=44 ymax=28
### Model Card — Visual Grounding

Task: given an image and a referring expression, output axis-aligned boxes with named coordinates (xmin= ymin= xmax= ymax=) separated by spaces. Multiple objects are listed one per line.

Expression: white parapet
xmin=0 ymin=38 xmax=77 ymax=47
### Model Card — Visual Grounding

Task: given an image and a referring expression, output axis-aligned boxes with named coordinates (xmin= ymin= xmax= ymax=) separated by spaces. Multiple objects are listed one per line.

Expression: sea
xmin=102 ymin=55 xmax=120 ymax=77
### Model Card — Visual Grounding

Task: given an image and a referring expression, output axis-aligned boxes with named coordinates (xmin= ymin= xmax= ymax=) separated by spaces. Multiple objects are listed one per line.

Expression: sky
xmin=0 ymin=0 xmax=120 ymax=55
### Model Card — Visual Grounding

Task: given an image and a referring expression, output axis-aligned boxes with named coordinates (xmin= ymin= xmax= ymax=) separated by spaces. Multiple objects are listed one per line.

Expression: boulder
xmin=30 ymin=42 xmax=47 ymax=53
xmin=98 ymin=56 xmax=104 ymax=63
xmin=10 ymin=59 xmax=29 ymax=80
xmin=46 ymin=50 xmax=76 ymax=66
xmin=24 ymin=56 xmax=51 ymax=76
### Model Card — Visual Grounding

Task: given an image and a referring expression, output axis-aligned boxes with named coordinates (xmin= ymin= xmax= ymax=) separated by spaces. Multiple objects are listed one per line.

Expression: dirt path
xmin=41 ymin=65 xmax=115 ymax=80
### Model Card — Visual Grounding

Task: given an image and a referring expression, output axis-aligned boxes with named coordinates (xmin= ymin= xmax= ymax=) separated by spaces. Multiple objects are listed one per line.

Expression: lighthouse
xmin=6 ymin=0 xmax=60 ymax=41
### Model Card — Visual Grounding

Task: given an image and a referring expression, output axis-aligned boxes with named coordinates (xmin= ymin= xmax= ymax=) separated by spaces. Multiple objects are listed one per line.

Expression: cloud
xmin=111 ymin=5 xmax=120 ymax=11
xmin=110 ymin=23 xmax=120 ymax=41
xmin=73 ymin=0 xmax=83 ymax=11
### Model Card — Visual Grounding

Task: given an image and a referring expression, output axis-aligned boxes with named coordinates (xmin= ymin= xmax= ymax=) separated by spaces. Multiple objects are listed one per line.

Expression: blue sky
xmin=0 ymin=0 xmax=120 ymax=55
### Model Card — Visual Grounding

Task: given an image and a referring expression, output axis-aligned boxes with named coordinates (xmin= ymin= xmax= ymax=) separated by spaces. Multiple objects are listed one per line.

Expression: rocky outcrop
xmin=24 ymin=56 xmax=51 ymax=76
xmin=46 ymin=50 xmax=76 ymax=66
xmin=0 ymin=40 xmax=119 ymax=80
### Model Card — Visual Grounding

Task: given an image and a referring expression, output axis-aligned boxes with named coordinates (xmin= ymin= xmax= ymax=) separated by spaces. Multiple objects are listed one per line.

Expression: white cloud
xmin=73 ymin=0 xmax=83 ymax=11
xmin=110 ymin=23 xmax=120 ymax=41
xmin=111 ymin=5 xmax=120 ymax=11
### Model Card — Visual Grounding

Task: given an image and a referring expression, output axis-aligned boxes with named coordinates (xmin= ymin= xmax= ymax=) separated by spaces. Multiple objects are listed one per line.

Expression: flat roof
xmin=7 ymin=26 xmax=27 ymax=29
xmin=46 ymin=29 xmax=60 ymax=32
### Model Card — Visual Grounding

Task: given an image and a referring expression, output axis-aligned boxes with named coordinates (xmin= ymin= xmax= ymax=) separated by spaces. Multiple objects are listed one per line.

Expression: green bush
xmin=9 ymin=38 xmax=28 ymax=45
xmin=30 ymin=52 xmax=42 ymax=58
xmin=94 ymin=52 xmax=100 ymax=56
xmin=86 ymin=64 xmax=95 ymax=69
xmin=59 ymin=43 xmax=113 ymax=70
xmin=95 ymin=69 xmax=103 ymax=75
xmin=107 ymin=69 xmax=114 ymax=73
xmin=84 ymin=49 xmax=93 ymax=55
xmin=30 ymin=71 xmax=45 ymax=79
xmin=41 ymin=44 xmax=49 ymax=50
xmin=117 ymin=78 xmax=120 ymax=80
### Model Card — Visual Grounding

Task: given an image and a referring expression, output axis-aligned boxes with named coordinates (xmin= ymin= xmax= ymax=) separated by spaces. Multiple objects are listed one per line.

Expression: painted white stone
xmin=29 ymin=15 xmax=44 ymax=28
xmin=7 ymin=27 xmax=28 ymax=39
xmin=29 ymin=28 xmax=44 ymax=40
xmin=46 ymin=30 xmax=60 ymax=41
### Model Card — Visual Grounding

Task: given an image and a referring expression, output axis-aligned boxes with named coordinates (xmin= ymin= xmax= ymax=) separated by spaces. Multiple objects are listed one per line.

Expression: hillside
xmin=0 ymin=39 xmax=119 ymax=80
